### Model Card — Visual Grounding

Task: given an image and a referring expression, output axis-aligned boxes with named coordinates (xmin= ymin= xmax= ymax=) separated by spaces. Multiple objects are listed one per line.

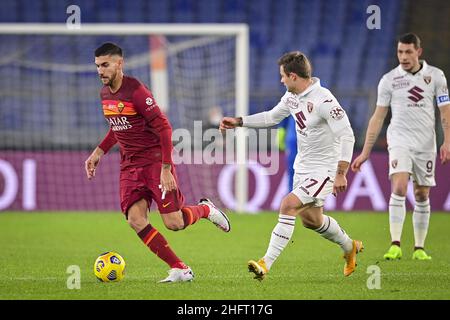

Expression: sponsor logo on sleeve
xmin=437 ymin=95 xmax=450 ymax=103
xmin=330 ymin=106 xmax=345 ymax=120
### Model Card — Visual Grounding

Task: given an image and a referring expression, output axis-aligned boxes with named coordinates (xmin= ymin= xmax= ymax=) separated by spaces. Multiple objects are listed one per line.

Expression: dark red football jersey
xmin=98 ymin=75 xmax=173 ymax=169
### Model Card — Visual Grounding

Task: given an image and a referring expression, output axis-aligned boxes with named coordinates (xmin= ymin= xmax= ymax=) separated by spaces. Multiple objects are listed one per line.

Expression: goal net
xmin=0 ymin=23 xmax=248 ymax=212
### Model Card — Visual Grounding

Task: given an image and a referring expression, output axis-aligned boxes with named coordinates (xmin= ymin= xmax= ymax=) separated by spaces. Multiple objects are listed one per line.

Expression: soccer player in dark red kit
xmin=85 ymin=42 xmax=230 ymax=283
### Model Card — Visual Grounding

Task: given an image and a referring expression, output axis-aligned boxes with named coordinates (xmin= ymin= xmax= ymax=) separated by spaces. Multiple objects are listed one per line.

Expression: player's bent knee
xmin=162 ymin=213 xmax=185 ymax=231
xmin=280 ymin=194 xmax=301 ymax=216
xmin=164 ymin=222 xmax=184 ymax=231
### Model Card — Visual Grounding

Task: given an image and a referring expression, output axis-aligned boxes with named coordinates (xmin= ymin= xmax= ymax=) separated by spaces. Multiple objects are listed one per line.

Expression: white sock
xmin=389 ymin=193 xmax=406 ymax=243
xmin=263 ymin=214 xmax=296 ymax=270
xmin=413 ymin=199 xmax=430 ymax=248
xmin=314 ymin=215 xmax=353 ymax=253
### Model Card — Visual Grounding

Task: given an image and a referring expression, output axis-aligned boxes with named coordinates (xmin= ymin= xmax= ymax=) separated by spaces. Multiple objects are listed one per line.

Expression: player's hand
xmin=85 ymin=149 xmax=103 ymax=180
xmin=160 ymin=165 xmax=177 ymax=192
xmin=351 ymin=153 xmax=369 ymax=172
xmin=440 ymin=142 xmax=450 ymax=165
xmin=332 ymin=175 xmax=347 ymax=195
xmin=219 ymin=117 xmax=241 ymax=132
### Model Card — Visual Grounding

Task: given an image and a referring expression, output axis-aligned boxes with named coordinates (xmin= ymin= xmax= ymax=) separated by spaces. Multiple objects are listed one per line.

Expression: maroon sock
xmin=181 ymin=205 xmax=210 ymax=228
xmin=137 ymin=224 xmax=184 ymax=268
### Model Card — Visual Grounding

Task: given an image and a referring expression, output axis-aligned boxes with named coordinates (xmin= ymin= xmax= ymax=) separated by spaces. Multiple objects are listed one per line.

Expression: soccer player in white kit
xmin=352 ymin=33 xmax=450 ymax=261
xmin=220 ymin=51 xmax=363 ymax=279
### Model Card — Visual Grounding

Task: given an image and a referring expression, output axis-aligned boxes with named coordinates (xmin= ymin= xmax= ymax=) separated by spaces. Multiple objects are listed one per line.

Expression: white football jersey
xmin=263 ymin=78 xmax=354 ymax=174
xmin=377 ymin=60 xmax=449 ymax=152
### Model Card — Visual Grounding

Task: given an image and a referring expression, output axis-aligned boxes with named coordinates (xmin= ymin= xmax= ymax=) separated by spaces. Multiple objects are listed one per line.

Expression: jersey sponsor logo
xmin=285 ymin=97 xmax=299 ymax=109
xmin=392 ymin=80 xmax=410 ymax=90
xmin=407 ymin=86 xmax=424 ymax=103
xmin=437 ymin=95 xmax=449 ymax=103
xmin=423 ymin=76 xmax=431 ymax=84
xmin=330 ymin=106 xmax=345 ymax=120
xmin=102 ymin=100 xmax=137 ymax=116
xmin=146 ymin=97 xmax=153 ymax=106
xmin=391 ymin=159 xmax=398 ymax=169
xmin=307 ymin=102 xmax=314 ymax=113
xmin=108 ymin=116 xmax=132 ymax=131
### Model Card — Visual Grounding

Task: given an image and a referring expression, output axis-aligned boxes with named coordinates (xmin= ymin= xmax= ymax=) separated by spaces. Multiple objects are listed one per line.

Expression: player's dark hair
xmin=95 ymin=42 xmax=123 ymax=57
xmin=278 ymin=51 xmax=312 ymax=79
xmin=398 ymin=33 xmax=421 ymax=49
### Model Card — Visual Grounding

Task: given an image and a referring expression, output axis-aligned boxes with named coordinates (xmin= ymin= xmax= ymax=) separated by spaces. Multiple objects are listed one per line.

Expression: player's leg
xmin=152 ymin=163 xmax=230 ymax=232
xmin=412 ymin=183 xmax=432 ymax=260
xmin=300 ymin=206 xmax=363 ymax=276
xmin=410 ymin=153 xmax=435 ymax=260
xmin=384 ymin=172 xmax=409 ymax=259
xmin=384 ymin=147 xmax=413 ymax=260
xmin=158 ymin=195 xmax=230 ymax=232
xmin=248 ymin=192 xmax=309 ymax=280
xmin=126 ymin=198 xmax=193 ymax=282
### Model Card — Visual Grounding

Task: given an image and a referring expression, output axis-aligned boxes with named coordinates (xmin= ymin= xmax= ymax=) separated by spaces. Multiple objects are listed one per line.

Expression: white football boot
xmin=158 ymin=267 xmax=194 ymax=283
xmin=199 ymin=198 xmax=231 ymax=232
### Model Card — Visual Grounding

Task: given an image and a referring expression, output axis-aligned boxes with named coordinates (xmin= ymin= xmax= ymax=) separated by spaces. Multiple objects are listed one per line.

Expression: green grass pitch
xmin=1 ymin=211 xmax=449 ymax=300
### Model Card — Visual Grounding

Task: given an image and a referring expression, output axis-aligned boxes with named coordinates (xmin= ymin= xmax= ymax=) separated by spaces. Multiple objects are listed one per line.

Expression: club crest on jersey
xmin=391 ymin=160 xmax=398 ymax=169
xmin=285 ymin=97 xmax=299 ymax=109
xmin=307 ymin=102 xmax=314 ymax=113
xmin=117 ymin=102 xmax=125 ymax=113
xmin=423 ymin=76 xmax=431 ymax=84
xmin=146 ymin=97 xmax=154 ymax=106
xmin=330 ymin=106 xmax=345 ymax=120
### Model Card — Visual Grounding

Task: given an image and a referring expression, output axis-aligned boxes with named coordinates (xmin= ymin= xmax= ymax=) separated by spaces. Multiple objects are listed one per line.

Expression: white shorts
xmin=292 ymin=172 xmax=334 ymax=207
xmin=388 ymin=146 xmax=436 ymax=187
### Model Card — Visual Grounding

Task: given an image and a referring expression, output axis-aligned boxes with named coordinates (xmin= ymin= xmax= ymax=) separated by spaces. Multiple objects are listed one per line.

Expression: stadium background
xmin=0 ymin=0 xmax=449 ymax=212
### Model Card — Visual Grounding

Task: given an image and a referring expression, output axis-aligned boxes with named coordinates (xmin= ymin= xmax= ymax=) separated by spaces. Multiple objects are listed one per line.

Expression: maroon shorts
xmin=119 ymin=163 xmax=185 ymax=216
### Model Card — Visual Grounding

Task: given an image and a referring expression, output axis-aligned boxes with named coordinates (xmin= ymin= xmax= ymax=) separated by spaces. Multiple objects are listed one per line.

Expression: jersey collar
xmin=297 ymin=77 xmax=321 ymax=97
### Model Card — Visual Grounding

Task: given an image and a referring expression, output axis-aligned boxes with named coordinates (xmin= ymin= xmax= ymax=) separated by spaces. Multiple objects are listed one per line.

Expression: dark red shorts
xmin=119 ymin=163 xmax=185 ymax=216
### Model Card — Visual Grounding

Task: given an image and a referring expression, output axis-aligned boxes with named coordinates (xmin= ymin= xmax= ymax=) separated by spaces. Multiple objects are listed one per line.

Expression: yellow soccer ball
xmin=94 ymin=251 xmax=126 ymax=282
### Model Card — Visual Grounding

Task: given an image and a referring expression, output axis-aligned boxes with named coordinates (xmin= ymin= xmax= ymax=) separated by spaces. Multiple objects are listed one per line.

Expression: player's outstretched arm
xmin=85 ymin=147 xmax=104 ymax=180
xmin=351 ymin=106 xmax=389 ymax=172
xmin=439 ymin=104 xmax=450 ymax=165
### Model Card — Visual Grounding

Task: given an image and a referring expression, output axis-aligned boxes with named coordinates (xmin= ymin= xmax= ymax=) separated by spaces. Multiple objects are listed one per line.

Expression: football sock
xmin=389 ymin=193 xmax=406 ymax=243
xmin=413 ymin=199 xmax=430 ymax=249
xmin=314 ymin=215 xmax=353 ymax=253
xmin=263 ymin=214 xmax=296 ymax=270
xmin=181 ymin=205 xmax=210 ymax=228
xmin=137 ymin=224 xmax=184 ymax=268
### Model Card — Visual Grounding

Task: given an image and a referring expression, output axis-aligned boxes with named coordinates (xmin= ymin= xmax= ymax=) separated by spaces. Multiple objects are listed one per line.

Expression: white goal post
xmin=0 ymin=23 xmax=249 ymax=212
